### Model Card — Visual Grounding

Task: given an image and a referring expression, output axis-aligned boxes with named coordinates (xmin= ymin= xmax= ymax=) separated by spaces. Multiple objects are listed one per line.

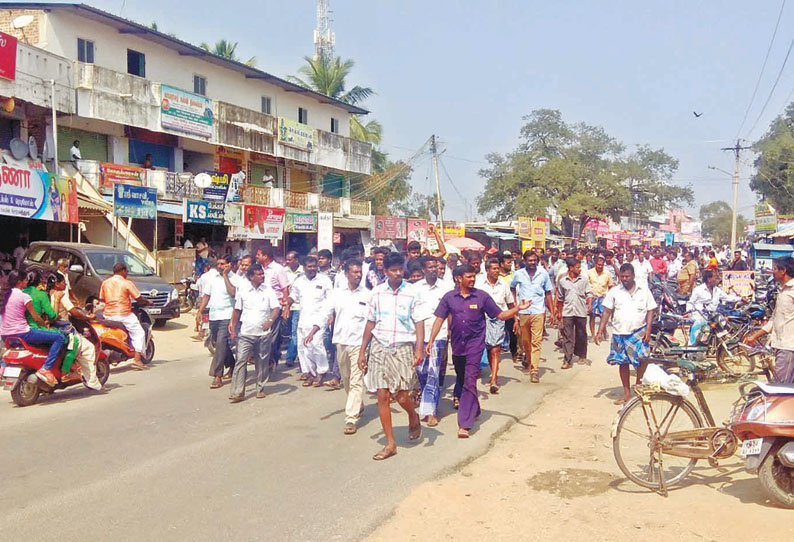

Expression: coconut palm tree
xmin=288 ymin=55 xmax=379 ymax=144
xmin=199 ymin=39 xmax=257 ymax=68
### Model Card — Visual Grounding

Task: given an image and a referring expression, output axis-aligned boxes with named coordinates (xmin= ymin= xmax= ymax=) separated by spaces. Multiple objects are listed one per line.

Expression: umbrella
xmin=445 ymin=237 xmax=485 ymax=252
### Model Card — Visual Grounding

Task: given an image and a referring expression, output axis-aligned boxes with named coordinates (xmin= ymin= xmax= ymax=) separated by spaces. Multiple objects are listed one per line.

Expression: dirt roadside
xmin=367 ymin=340 xmax=794 ymax=542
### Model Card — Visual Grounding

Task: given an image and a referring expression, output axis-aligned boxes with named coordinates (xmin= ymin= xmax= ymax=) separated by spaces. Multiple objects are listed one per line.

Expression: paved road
xmin=0 ymin=315 xmax=577 ymax=541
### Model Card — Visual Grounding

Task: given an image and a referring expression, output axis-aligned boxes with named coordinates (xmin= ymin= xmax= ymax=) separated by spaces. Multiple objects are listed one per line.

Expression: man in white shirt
xmin=195 ymin=256 xmax=236 ymax=389
xmin=595 ymin=262 xmax=658 ymax=404
xmin=686 ymin=269 xmax=736 ymax=344
xmin=13 ymin=242 xmax=26 ymax=269
xmin=307 ymin=258 xmax=373 ymax=434
xmin=70 ymin=140 xmax=81 ymax=162
xmin=476 ymin=256 xmax=514 ymax=394
xmin=227 ymin=263 xmax=281 ymax=402
xmin=415 ymin=255 xmax=453 ymax=426
xmin=631 ymin=250 xmax=653 ymax=288
xmin=666 ymin=250 xmax=681 ymax=281
xmin=283 ymin=250 xmax=303 ymax=367
xmin=287 ymin=255 xmax=332 ymax=386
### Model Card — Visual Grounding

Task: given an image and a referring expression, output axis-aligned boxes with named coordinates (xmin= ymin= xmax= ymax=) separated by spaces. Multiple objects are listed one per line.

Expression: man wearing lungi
xmin=594 ymin=263 xmax=658 ymax=405
xmin=358 ymin=252 xmax=426 ymax=461
xmin=476 ymin=257 xmax=515 ymax=394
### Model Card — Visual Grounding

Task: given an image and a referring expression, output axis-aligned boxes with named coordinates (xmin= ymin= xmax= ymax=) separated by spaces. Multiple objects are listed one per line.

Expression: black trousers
xmin=269 ymin=314 xmax=283 ymax=365
xmin=209 ymin=319 xmax=234 ymax=377
xmin=504 ymin=317 xmax=518 ymax=357
xmin=561 ymin=316 xmax=588 ymax=363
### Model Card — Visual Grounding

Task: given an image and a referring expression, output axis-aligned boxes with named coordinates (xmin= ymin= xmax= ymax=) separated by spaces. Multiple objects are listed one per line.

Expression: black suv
xmin=21 ymin=242 xmax=180 ymax=324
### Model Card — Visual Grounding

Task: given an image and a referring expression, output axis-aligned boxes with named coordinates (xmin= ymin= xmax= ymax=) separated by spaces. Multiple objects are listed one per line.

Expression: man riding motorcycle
xmin=98 ymin=262 xmax=151 ymax=370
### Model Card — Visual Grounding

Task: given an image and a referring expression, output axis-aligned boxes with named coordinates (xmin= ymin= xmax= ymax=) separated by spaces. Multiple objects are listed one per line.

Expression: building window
xmin=261 ymin=96 xmax=272 ymax=115
xmin=77 ymin=38 xmax=94 ymax=64
xmin=298 ymin=107 xmax=308 ymax=125
xmin=330 ymin=118 xmax=339 ymax=134
xmin=193 ymin=75 xmax=207 ymax=96
xmin=127 ymin=49 xmax=145 ymax=77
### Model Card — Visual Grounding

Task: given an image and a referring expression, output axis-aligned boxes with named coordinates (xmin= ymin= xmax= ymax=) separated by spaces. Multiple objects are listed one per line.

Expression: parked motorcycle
xmin=730 ymin=381 xmax=794 ymax=508
xmin=1 ymin=322 xmax=110 ymax=407
xmin=178 ymin=276 xmax=199 ymax=313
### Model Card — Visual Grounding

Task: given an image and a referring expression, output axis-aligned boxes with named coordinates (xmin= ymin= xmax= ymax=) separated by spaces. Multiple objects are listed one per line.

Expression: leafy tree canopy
xmin=200 ymin=39 xmax=256 ymax=67
xmin=750 ymin=102 xmax=794 ymax=212
xmin=477 ymin=109 xmax=693 ymax=236
xmin=699 ymin=201 xmax=747 ymax=246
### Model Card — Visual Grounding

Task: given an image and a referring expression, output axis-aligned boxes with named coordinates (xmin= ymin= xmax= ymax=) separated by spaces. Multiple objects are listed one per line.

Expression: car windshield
xmin=86 ymin=251 xmax=154 ymax=276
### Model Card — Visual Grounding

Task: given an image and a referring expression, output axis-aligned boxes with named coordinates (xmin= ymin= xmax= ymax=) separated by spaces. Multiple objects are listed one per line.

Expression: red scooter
xmin=730 ymin=381 xmax=794 ymax=508
xmin=1 ymin=323 xmax=110 ymax=407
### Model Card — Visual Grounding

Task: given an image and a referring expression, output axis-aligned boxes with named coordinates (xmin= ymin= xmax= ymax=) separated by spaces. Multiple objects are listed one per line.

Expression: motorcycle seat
xmin=755 ymin=381 xmax=794 ymax=395
xmin=677 ymin=359 xmax=716 ymax=373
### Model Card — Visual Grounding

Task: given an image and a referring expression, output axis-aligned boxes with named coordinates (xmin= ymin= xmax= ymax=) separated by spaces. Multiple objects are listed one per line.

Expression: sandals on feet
xmin=408 ymin=423 xmax=422 ymax=441
xmin=373 ymin=447 xmax=397 ymax=461
xmin=457 ymin=428 xmax=470 ymax=439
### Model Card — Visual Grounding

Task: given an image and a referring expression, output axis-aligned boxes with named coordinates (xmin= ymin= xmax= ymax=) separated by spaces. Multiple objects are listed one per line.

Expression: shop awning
xmin=157 ymin=202 xmax=183 ymax=219
xmin=77 ymin=193 xmax=112 ymax=217
xmin=482 ymin=230 xmax=518 ymax=240
xmin=334 ymin=216 xmax=370 ymax=229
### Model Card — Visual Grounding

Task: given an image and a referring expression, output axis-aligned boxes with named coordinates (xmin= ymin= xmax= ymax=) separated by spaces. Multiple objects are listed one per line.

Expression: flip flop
xmin=457 ymin=428 xmax=470 ymax=439
xmin=210 ymin=379 xmax=223 ymax=389
xmin=613 ymin=398 xmax=628 ymax=405
xmin=408 ymin=423 xmax=422 ymax=441
xmin=372 ymin=448 xmax=397 ymax=461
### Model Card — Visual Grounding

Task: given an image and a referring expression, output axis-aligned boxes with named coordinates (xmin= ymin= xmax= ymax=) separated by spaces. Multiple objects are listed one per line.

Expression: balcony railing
xmin=319 ymin=195 xmax=342 ymax=213
xmin=216 ymin=101 xmax=276 ymax=155
xmin=350 ymin=199 xmax=371 ymax=216
xmin=284 ymin=189 xmax=309 ymax=210
xmin=241 ymin=185 xmax=271 ymax=205
xmin=0 ymin=42 xmax=74 ymax=113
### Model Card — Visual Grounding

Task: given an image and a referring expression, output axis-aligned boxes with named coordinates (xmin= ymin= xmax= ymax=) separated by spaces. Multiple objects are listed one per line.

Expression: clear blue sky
xmin=91 ymin=0 xmax=794 ymax=221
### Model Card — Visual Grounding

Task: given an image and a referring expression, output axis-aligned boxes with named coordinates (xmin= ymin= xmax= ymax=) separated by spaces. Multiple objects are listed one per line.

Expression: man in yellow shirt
xmin=587 ymin=254 xmax=615 ymax=337
xmin=677 ymin=251 xmax=699 ymax=296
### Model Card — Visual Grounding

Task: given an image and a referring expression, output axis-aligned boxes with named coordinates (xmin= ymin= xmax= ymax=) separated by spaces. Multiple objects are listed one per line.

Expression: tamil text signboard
xmin=722 ymin=270 xmax=755 ymax=298
xmin=100 ymin=162 xmax=144 ymax=188
xmin=202 ymin=170 xmax=231 ymax=201
xmin=0 ymin=31 xmax=18 ymax=80
xmin=278 ymin=117 xmax=314 ymax=151
xmin=285 ymin=211 xmax=317 ymax=233
xmin=114 ymin=184 xmax=156 ymax=220
xmin=183 ymin=200 xmax=225 ymax=225
xmin=160 ymin=85 xmax=213 ymax=139
xmin=0 ymin=164 xmax=78 ymax=223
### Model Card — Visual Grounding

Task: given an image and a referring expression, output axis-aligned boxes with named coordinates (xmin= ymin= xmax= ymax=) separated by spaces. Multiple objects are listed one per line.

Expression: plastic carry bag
xmin=641 ymin=363 xmax=690 ymax=397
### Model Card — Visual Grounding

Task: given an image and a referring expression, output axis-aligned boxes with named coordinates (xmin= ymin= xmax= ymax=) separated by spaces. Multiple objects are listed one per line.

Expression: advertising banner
xmin=278 ymin=117 xmax=314 ymax=151
xmin=183 ymin=199 xmax=225 ymax=225
xmin=755 ymin=204 xmax=777 ymax=232
xmin=372 ymin=216 xmax=407 ymax=240
xmin=285 ymin=211 xmax=317 ymax=233
xmin=516 ymin=217 xmax=530 ymax=238
xmin=406 ymin=218 xmax=427 ymax=244
xmin=443 ymin=223 xmax=465 ymax=238
xmin=778 ymin=214 xmax=794 ymax=230
xmin=160 ymin=85 xmax=214 ymax=138
xmin=228 ymin=205 xmax=285 ymax=240
xmin=0 ymin=164 xmax=78 ymax=223
xmin=0 ymin=31 xmax=18 ymax=80
xmin=223 ymin=203 xmax=244 ymax=226
xmin=114 ymin=184 xmax=156 ymax=220
xmin=100 ymin=162 xmax=145 ymax=188
xmin=318 ymin=212 xmax=333 ymax=251
xmin=531 ymin=220 xmax=546 ymax=248
xmin=202 ymin=170 xmax=231 ymax=201
xmin=722 ymin=270 xmax=755 ymax=298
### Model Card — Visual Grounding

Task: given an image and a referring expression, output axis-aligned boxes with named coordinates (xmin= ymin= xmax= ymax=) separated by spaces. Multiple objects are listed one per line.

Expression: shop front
xmin=284 ymin=210 xmax=317 ymax=255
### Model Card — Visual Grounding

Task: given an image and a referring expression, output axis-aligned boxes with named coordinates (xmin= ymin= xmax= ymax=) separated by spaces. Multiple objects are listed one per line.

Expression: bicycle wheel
xmin=613 ymin=393 xmax=703 ymax=489
xmin=716 ymin=343 xmax=755 ymax=377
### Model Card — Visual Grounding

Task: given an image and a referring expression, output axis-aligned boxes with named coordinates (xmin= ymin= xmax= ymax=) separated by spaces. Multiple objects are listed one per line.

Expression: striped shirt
xmin=367 ymin=280 xmax=426 ymax=347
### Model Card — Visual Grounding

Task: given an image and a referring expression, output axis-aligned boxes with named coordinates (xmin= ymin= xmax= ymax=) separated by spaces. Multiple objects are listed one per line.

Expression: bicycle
xmin=611 ymin=357 xmax=739 ymax=495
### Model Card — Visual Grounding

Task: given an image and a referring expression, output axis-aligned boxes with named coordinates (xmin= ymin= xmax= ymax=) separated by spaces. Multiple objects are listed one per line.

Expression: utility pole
xmin=430 ymin=135 xmax=445 ymax=241
xmin=721 ymin=139 xmax=752 ymax=252
xmin=314 ymin=0 xmax=335 ymax=61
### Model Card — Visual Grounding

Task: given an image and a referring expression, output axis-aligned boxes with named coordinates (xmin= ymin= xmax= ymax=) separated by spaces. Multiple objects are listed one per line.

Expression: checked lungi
xmin=416 ymin=339 xmax=448 ymax=416
xmin=367 ymin=341 xmax=417 ymax=394
xmin=606 ymin=326 xmax=649 ymax=368
xmin=590 ymin=296 xmax=606 ymax=317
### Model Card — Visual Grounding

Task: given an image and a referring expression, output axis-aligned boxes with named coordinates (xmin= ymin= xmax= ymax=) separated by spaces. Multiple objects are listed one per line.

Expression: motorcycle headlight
xmin=169 ymin=288 xmax=179 ymax=301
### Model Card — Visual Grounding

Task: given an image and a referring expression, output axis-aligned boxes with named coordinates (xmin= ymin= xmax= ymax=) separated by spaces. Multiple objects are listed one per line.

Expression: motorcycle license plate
xmin=2 ymin=366 xmax=21 ymax=378
xmin=741 ymin=438 xmax=763 ymax=456
xmin=147 ymin=308 xmax=162 ymax=315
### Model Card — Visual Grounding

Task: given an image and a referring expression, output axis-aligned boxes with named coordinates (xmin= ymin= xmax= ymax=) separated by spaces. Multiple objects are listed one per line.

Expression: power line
xmin=745 ymin=30 xmax=794 ymax=139
xmin=736 ymin=0 xmax=787 ymax=138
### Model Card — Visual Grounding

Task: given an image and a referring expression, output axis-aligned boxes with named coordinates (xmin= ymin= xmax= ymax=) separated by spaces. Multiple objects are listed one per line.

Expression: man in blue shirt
xmin=510 ymin=251 xmax=554 ymax=382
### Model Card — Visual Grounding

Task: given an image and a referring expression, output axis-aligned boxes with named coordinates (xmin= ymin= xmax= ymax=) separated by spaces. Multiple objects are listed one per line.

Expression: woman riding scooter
xmin=48 ymin=272 xmax=102 ymax=391
xmin=0 ymin=270 xmax=65 ymax=386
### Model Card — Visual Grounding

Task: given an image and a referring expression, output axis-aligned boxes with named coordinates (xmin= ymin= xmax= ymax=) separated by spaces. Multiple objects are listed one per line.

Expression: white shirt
xmin=205 ymin=272 xmax=235 ymax=321
xmin=318 ymin=282 xmax=373 ymax=346
xmin=415 ymin=277 xmax=454 ymax=341
xmin=476 ymin=275 xmax=513 ymax=311
xmin=763 ymin=278 xmax=794 ymax=350
xmin=290 ymin=273 xmax=332 ymax=328
xmin=285 ymin=265 xmax=303 ymax=310
xmin=183 ymin=239 xmax=194 ymax=249
xmin=70 ymin=145 xmax=81 ymax=160
xmin=197 ymin=268 xmax=219 ymax=297
xmin=686 ymin=283 xmax=734 ymax=321
xmin=666 ymin=258 xmax=681 ymax=280
xmin=602 ymin=282 xmax=658 ymax=335
xmin=234 ymin=282 xmax=280 ymax=337
xmin=632 ymin=259 xmax=653 ymax=287
xmin=229 ymin=272 xmax=247 ymax=297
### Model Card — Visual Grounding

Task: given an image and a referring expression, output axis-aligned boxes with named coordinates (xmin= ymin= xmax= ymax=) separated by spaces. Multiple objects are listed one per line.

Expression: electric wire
xmin=745 ymin=29 xmax=794 ymax=139
xmin=736 ymin=0 xmax=787 ymax=138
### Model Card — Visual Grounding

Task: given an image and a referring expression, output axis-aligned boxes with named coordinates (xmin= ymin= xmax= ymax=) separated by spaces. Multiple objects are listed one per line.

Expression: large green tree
xmin=750 ymin=102 xmax=794 ymax=212
xmin=200 ymin=39 xmax=256 ymax=67
xmin=700 ymin=201 xmax=747 ymax=245
xmin=477 ymin=109 xmax=693 ymax=237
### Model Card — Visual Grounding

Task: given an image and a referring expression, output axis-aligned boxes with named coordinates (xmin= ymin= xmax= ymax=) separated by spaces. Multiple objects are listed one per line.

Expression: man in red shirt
xmin=649 ymin=248 xmax=668 ymax=282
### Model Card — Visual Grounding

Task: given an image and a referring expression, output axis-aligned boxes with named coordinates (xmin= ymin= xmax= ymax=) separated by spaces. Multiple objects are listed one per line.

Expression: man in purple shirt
xmin=426 ymin=264 xmax=529 ymax=438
